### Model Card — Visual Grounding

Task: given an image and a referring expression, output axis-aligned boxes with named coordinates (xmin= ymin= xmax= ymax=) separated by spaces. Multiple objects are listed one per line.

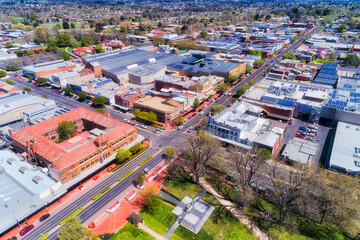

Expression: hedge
xmin=92 ymin=186 xmax=111 ymax=201
xmin=160 ymin=188 xmax=181 ymax=201
xmin=139 ymin=155 xmax=153 ymax=166
xmin=118 ymin=170 xmax=133 ymax=182
xmin=112 ymin=146 xmax=150 ymax=172
xmin=37 ymin=232 xmax=49 ymax=240
xmin=59 ymin=207 xmax=84 ymax=225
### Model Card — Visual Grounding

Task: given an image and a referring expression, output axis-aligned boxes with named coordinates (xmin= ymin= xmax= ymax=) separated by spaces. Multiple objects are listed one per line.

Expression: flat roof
xmin=282 ymin=138 xmax=317 ymax=164
xmin=21 ymin=60 xmax=78 ymax=74
xmin=135 ymin=96 xmax=182 ymax=112
xmin=329 ymin=122 xmax=360 ymax=173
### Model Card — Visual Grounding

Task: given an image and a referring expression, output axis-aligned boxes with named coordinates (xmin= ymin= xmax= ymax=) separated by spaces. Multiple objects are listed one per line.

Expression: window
xmin=61 ymin=177 xmax=67 ymax=184
xmin=59 ymin=171 xmax=65 ymax=177
xmin=91 ymin=162 xmax=94 ymax=166
xmin=81 ymin=167 xmax=85 ymax=171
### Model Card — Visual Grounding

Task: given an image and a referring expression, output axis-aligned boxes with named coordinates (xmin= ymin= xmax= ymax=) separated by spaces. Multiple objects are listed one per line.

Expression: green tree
xmin=96 ymin=108 xmax=105 ymax=114
xmin=4 ymin=42 xmax=12 ymax=48
xmin=6 ymin=65 xmax=18 ymax=71
xmin=80 ymin=37 xmax=91 ymax=46
xmin=0 ymin=71 xmax=6 ymax=78
xmin=77 ymin=91 xmax=87 ymax=100
xmin=58 ymin=217 xmax=92 ymax=240
xmin=164 ymin=146 xmax=176 ymax=161
xmin=249 ymin=49 xmax=256 ymax=55
xmin=64 ymin=87 xmax=74 ymax=95
xmin=138 ymin=186 xmax=160 ymax=213
xmin=236 ymin=86 xmax=247 ymax=96
xmin=200 ymin=31 xmax=207 ymax=38
xmin=62 ymin=51 xmax=70 ymax=61
xmin=342 ymin=35 xmax=348 ymax=40
xmin=210 ymin=105 xmax=225 ymax=114
xmin=193 ymin=98 xmax=200 ymax=109
xmin=227 ymin=75 xmax=238 ymax=84
xmin=347 ymin=54 xmax=360 ymax=67
xmin=6 ymin=80 xmax=14 ymax=85
xmin=216 ymin=83 xmax=228 ymax=92
xmin=46 ymin=40 xmax=59 ymax=52
xmin=91 ymin=96 xmax=108 ymax=106
xmin=57 ymin=120 xmax=77 ymax=142
xmin=329 ymin=53 xmax=336 ymax=62
xmin=34 ymin=26 xmax=50 ymax=43
xmin=56 ymin=33 xmax=72 ymax=47
xmin=62 ymin=21 xmax=70 ymax=29
xmin=257 ymin=148 xmax=271 ymax=160
xmin=246 ymin=66 xmax=254 ymax=73
xmin=129 ymin=142 xmax=142 ymax=154
xmin=336 ymin=24 xmax=347 ymax=32
xmin=135 ymin=171 xmax=146 ymax=186
xmin=148 ymin=111 xmax=157 ymax=122
xmin=36 ymin=77 xmax=47 ymax=84
xmin=173 ymin=113 xmax=184 ymax=125
xmin=23 ymin=87 xmax=31 ymax=93
xmin=116 ymin=148 xmax=132 ymax=163
xmin=94 ymin=44 xmax=104 ymax=53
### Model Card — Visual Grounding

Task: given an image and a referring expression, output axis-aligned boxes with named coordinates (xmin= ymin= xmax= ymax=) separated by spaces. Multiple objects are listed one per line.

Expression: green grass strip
xmin=37 ymin=232 xmax=49 ymax=240
xmin=118 ymin=170 xmax=133 ymax=182
xmin=92 ymin=186 xmax=112 ymax=201
xmin=139 ymin=155 xmax=153 ymax=166
xmin=59 ymin=207 xmax=84 ymax=225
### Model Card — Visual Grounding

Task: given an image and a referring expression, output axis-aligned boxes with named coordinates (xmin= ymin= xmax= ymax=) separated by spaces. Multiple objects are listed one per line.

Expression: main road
xmin=10 ymin=25 xmax=319 ymax=240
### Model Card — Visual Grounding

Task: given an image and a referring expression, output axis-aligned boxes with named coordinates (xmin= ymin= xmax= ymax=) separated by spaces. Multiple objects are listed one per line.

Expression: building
xmin=49 ymin=68 xmax=95 ymax=88
xmin=197 ymin=41 xmax=240 ymax=53
xmin=206 ymin=101 xmax=283 ymax=151
xmin=82 ymin=48 xmax=181 ymax=85
xmin=282 ymin=138 xmax=318 ymax=164
xmin=133 ymin=96 xmax=184 ymax=123
xmin=0 ymin=81 xmax=17 ymax=94
xmin=0 ymin=93 xmax=56 ymax=126
xmin=21 ymin=60 xmax=80 ymax=79
xmin=114 ymin=92 xmax=141 ymax=110
xmin=0 ymin=150 xmax=64 ymax=234
xmin=242 ymin=79 xmax=330 ymax=122
xmin=328 ymin=121 xmax=360 ymax=174
xmin=313 ymin=63 xmax=338 ymax=86
xmin=10 ymin=108 xmax=138 ymax=184
xmin=212 ymin=53 xmax=261 ymax=67
xmin=169 ymin=53 xmax=246 ymax=78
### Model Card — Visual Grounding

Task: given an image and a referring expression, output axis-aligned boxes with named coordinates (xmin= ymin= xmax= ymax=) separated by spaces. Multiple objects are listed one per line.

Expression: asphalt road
xmin=8 ymin=26 xmax=320 ymax=239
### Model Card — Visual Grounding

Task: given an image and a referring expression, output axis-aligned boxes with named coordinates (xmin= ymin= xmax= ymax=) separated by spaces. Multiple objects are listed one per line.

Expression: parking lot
xmin=0 ymin=52 xmax=61 ymax=70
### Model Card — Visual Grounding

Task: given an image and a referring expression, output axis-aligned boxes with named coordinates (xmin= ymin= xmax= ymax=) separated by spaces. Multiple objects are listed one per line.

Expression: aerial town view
xmin=0 ymin=0 xmax=360 ymax=239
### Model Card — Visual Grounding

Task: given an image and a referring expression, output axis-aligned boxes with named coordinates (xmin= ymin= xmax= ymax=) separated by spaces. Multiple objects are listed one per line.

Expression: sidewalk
xmin=198 ymin=177 xmax=270 ymax=240
xmin=139 ymin=223 xmax=167 ymax=240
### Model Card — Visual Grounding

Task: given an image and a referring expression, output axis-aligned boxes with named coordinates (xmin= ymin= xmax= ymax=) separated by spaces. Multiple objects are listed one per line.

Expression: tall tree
xmin=58 ymin=217 xmax=92 ymax=240
xmin=179 ymin=130 xmax=220 ymax=184
xmin=57 ymin=120 xmax=77 ymax=142
xmin=34 ymin=26 xmax=50 ymax=43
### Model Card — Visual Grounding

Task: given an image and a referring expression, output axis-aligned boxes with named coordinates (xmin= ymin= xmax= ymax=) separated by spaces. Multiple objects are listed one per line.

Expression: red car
xmin=14 ymin=75 xmax=18 ymax=77
xmin=307 ymin=130 xmax=314 ymax=133
xmin=296 ymin=133 xmax=305 ymax=138
xmin=192 ymin=113 xmax=196 ymax=116
xmin=289 ymin=120 xmax=293 ymax=125
xmin=20 ymin=224 xmax=34 ymax=236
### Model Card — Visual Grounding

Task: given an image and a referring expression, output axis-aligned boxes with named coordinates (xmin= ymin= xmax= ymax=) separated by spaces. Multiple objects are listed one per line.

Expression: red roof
xmin=12 ymin=108 xmax=136 ymax=171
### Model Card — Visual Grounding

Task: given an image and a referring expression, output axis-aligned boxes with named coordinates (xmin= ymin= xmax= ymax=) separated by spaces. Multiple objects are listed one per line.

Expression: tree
xmin=0 ymin=71 xmax=6 ymax=78
xmin=148 ymin=111 xmax=157 ymax=122
xmin=329 ymin=52 xmax=336 ymax=62
xmin=119 ymin=22 xmax=131 ymax=34
xmin=58 ymin=217 xmax=92 ymax=240
xmin=129 ymin=142 xmax=142 ymax=154
xmin=216 ymin=83 xmax=228 ymax=92
xmin=128 ymin=212 xmax=143 ymax=227
xmin=200 ymin=31 xmax=207 ymax=38
xmin=62 ymin=21 xmax=70 ymax=29
xmin=62 ymin=51 xmax=70 ymax=61
xmin=347 ymin=54 xmax=360 ymax=67
xmin=6 ymin=80 xmax=14 ymax=85
xmin=36 ymin=77 xmax=47 ymax=84
xmin=257 ymin=148 xmax=271 ymax=160
xmin=229 ymin=147 xmax=266 ymax=206
xmin=164 ymin=146 xmax=176 ymax=161
xmin=236 ymin=86 xmax=247 ymax=96
xmin=94 ymin=44 xmax=104 ymax=53
xmin=70 ymin=23 xmax=76 ymax=29
xmin=336 ymin=24 xmax=347 ymax=32
xmin=23 ymin=87 xmax=31 ymax=93
xmin=96 ymin=108 xmax=105 ymax=114
xmin=227 ymin=75 xmax=238 ymax=84
xmin=46 ymin=40 xmax=59 ymax=52
xmin=6 ymin=65 xmax=18 ymax=71
xmin=56 ymin=33 xmax=72 ymax=47
xmin=80 ymin=37 xmax=91 ymax=46
xmin=210 ymin=105 xmax=225 ymax=114
xmin=4 ymin=42 xmax=12 ymax=48
xmin=135 ymin=171 xmax=146 ymax=186
xmin=173 ymin=113 xmax=184 ymax=126
xmin=77 ymin=91 xmax=87 ymax=101
xmin=179 ymin=130 xmax=220 ymax=184
xmin=91 ymin=96 xmax=108 ymax=106
xmin=249 ymin=49 xmax=257 ymax=55
xmin=253 ymin=59 xmax=265 ymax=68
xmin=246 ymin=66 xmax=254 ymax=73
xmin=138 ymin=186 xmax=160 ymax=213
xmin=64 ymin=87 xmax=74 ymax=95
xmin=57 ymin=120 xmax=77 ymax=142
xmin=193 ymin=98 xmax=200 ymax=109
xmin=342 ymin=35 xmax=349 ymax=40
xmin=34 ymin=26 xmax=50 ymax=43
xmin=116 ymin=148 xmax=132 ymax=163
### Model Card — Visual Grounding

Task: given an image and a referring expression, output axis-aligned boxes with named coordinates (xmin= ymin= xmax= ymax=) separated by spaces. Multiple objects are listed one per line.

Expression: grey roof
xmin=282 ymin=138 xmax=317 ymax=164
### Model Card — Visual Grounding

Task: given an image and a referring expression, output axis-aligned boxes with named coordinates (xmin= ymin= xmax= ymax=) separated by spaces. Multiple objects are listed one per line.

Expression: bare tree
xmin=179 ymin=130 xmax=220 ymax=185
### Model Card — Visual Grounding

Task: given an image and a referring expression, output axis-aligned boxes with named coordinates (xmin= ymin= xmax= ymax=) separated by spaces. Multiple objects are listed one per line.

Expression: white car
xmin=200 ymin=111 xmax=205 ymax=115
xmin=308 ymin=124 xmax=318 ymax=130
xmin=141 ymin=125 xmax=147 ymax=129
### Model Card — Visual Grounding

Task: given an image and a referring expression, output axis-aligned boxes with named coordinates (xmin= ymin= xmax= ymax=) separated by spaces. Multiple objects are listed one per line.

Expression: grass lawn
xmin=245 ymin=200 xmax=354 ymax=240
xmin=140 ymin=199 xmax=177 ymax=236
xmin=44 ymin=22 xmax=83 ymax=29
xmin=164 ymin=175 xmax=202 ymax=199
xmin=11 ymin=16 xmax=24 ymax=23
xmin=110 ymin=222 xmax=155 ymax=240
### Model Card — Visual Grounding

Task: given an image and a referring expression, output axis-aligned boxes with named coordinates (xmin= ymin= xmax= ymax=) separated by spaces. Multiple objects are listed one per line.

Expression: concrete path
xmin=139 ymin=222 xmax=167 ymax=240
xmin=199 ymin=177 xmax=270 ymax=240
xmin=163 ymin=219 xmax=180 ymax=239
xmin=159 ymin=191 xmax=181 ymax=205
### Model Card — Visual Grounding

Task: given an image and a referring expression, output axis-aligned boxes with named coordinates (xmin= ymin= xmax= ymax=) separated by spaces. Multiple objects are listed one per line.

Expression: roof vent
xmin=32 ymin=175 xmax=43 ymax=184
xmin=346 ymin=125 xmax=350 ymax=128
xmin=19 ymin=166 xmax=29 ymax=174
xmin=7 ymin=158 xmax=16 ymax=165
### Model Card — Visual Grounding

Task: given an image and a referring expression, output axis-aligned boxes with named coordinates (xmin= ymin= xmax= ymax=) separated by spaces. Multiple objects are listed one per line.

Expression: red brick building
xmin=10 ymin=108 xmax=137 ymax=184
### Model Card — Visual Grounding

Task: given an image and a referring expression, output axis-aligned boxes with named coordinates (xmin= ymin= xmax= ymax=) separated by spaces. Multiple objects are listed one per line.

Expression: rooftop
xmin=282 ymin=138 xmax=318 ymax=164
xmin=21 ymin=60 xmax=78 ymax=74
xmin=135 ymin=96 xmax=182 ymax=112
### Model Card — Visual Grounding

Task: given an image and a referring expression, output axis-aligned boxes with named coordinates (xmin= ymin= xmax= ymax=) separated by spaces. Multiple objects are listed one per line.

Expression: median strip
xmin=92 ymin=186 xmax=112 ymax=201
xmin=139 ymin=155 xmax=153 ymax=166
xmin=118 ymin=170 xmax=133 ymax=182
xmin=37 ymin=232 xmax=49 ymax=240
xmin=59 ymin=207 xmax=84 ymax=225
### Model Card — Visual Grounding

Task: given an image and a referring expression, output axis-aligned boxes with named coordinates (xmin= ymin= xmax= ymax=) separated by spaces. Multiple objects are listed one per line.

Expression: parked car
xmin=305 ymin=137 xmax=314 ymax=141
xmin=39 ymin=213 xmax=50 ymax=222
xmin=307 ymin=133 xmax=315 ymax=137
xmin=200 ymin=111 xmax=205 ymax=115
xmin=178 ymin=125 xmax=184 ymax=130
xmin=296 ymin=133 xmax=305 ymax=138
xmin=20 ymin=225 xmax=34 ymax=236
xmin=299 ymin=126 xmax=306 ymax=131
xmin=141 ymin=125 xmax=147 ymax=129
xmin=308 ymin=124 xmax=318 ymax=130
xmin=289 ymin=119 xmax=293 ymax=125
xmin=188 ymin=127 xmax=194 ymax=133
xmin=298 ymin=130 xmax=306 ymax=135
xmin=192 ymin=113 xmax=197 ymax=116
